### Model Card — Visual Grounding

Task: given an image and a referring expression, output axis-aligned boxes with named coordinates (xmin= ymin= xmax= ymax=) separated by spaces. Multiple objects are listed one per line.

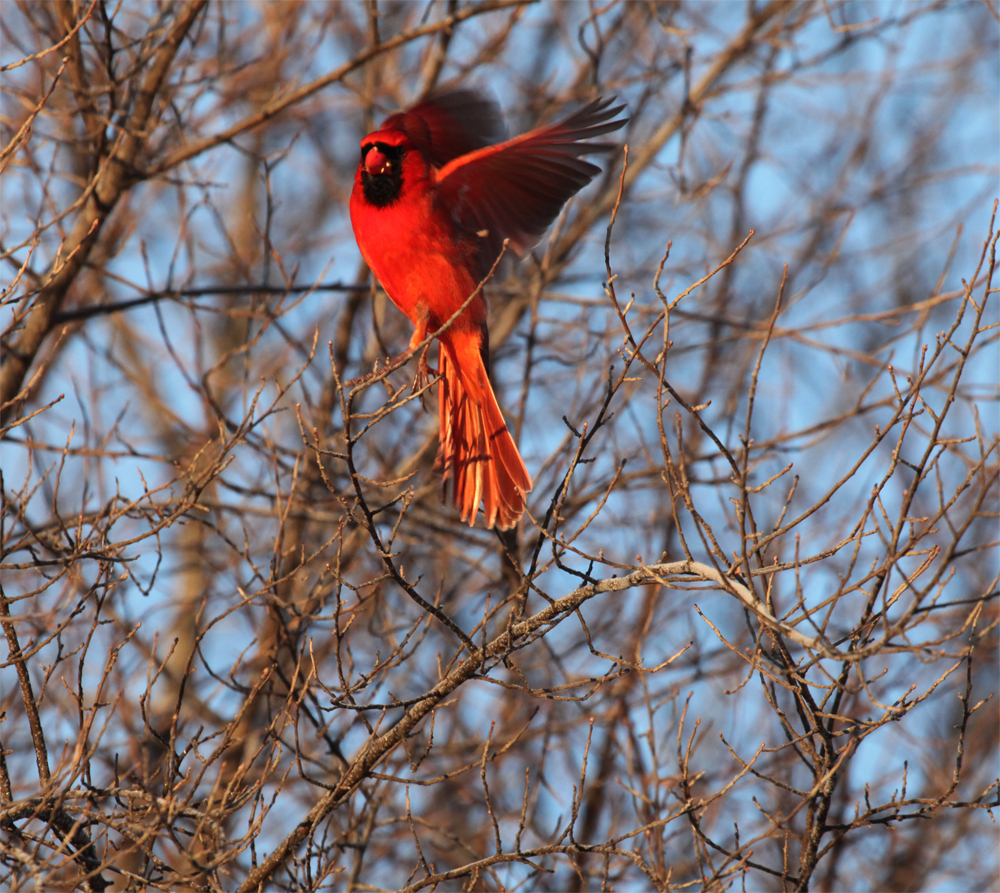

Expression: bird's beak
xmin=364 ymin=148 xmax=393 ymax=176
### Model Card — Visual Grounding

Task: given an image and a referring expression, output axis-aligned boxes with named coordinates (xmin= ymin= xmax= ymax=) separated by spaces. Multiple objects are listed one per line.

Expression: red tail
xmin=437 ymin=343 xmax=531 ymax=530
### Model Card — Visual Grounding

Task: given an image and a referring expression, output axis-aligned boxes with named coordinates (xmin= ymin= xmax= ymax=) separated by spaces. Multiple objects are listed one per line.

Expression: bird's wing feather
xmin=435 ymin=97 xmax=627 ymax=261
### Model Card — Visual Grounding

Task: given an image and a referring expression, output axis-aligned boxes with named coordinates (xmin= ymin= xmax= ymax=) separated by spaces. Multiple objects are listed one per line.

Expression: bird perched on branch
xmin=349 ymin=90 xmax=627 ymax=530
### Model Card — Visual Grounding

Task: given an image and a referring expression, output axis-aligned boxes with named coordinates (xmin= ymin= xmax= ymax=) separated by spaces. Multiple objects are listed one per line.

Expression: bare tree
xmin=2 ymin=2 xmax=997 ymax=891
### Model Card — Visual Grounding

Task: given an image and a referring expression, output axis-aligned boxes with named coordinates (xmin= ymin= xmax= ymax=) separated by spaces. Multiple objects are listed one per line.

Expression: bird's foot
xmin=411 ymin=342 xmax=437 ymax=393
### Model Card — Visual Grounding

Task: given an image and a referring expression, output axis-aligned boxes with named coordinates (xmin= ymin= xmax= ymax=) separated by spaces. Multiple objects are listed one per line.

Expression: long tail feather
xmin=438 ymin=346 xmax=531 ymax=530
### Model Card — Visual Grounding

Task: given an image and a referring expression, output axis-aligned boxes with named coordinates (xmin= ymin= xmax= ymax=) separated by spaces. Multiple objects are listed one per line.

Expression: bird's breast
xmin=350 ymin=185 xmax=485 ymax=333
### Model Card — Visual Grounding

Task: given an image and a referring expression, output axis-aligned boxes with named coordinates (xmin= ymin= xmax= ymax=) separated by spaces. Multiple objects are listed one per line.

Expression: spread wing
xmin=435 ymin=97 xmax=628 ymax=267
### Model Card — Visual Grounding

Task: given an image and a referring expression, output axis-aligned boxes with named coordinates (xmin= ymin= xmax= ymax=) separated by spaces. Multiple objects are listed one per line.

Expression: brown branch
xmin=0 ymin=1 xmax=209 ymax=425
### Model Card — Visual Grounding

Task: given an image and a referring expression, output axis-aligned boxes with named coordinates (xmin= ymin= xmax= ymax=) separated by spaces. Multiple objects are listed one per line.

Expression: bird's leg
xmin=407 ymin=314 xmax=438 ymax=393
xmin=411 ymin=340 xmax=437 ymax=394
xmin=409 ymin=313 xmax=437 ymax=409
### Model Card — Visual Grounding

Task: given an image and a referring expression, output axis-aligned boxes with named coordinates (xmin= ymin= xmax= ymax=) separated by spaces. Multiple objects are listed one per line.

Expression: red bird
xmin=349 ymin=91 xmax=626 ymax=530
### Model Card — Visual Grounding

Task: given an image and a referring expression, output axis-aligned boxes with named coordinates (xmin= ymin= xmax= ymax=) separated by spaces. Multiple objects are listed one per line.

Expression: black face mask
xmin=360 ymin=142 xmax=404 ymax=208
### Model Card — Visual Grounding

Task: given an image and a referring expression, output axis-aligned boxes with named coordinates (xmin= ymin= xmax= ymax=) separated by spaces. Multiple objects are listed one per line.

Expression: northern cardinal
xmin=349 ymin=91 xmax=626 ymax=529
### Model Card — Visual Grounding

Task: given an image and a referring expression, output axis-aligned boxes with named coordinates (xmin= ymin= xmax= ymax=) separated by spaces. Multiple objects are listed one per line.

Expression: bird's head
xmin=357 ymin=130 xmax=415 ymax=208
